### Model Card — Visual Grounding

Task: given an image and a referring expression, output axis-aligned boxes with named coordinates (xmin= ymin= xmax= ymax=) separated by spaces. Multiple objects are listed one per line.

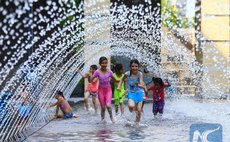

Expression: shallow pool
xmin=25 ymin=97 xmax=230 ymax=142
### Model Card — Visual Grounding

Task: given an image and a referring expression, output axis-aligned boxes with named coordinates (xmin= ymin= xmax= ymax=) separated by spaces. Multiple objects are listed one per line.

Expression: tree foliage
xmin=161 ymin=0 xmax=194 ymax=29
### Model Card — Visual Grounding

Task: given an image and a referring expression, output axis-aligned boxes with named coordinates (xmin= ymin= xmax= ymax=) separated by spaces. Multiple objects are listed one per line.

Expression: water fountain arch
xmin=0 ymin=37 xmax=201 ymax=141
xmin=0 ymin=0 xmax=229 ymax=141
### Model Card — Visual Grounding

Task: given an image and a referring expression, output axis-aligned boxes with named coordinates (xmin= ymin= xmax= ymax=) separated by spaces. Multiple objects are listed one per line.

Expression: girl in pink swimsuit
xmin=92 ymin=56 xmax=115 ymax=123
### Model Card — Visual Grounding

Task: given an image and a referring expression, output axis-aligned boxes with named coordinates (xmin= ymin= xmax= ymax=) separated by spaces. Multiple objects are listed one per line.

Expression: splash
xmin=0 ymin=0 xmax=228 ymax=141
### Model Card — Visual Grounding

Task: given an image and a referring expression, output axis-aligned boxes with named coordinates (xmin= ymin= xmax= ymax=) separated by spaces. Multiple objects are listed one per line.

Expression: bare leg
xmin=135 ymin=101 xmax=143 ymax=123
xmin=107 ymin=106 xmax=115 ymax=123
xmin=73 ymin=114 xmax=79 ymax=118
xmin=16 ymin=117 xmax=24 ymax=139
xmin=16 ymin=118 xmax=23 ymax=137
xmin=141 ymin=101 xmax=145 ymax=113
xmin=56 ymin=114 xmax=64 ymax=118
xmin=126 ymin=99 xmax=136 ymax=122
xmin=24 ymin=116 xmax=31 ymax=129
xmin=16 ymin=116 xmax=31 ymax=139
xmin=128 ymin=99 xmax=135 ymax=112
xmin=92 ymin=96 xmax=98 ymax=113
xmin=55 ymin=110 xmax=64 ymax=118
xmin=84 ymin=91 xmax=90 ymax=111
xmin=115 ymin=105 xmax=118 ymax=114
xmin=101 ymin=107 xmax=106 ymax=120
xmin=120 ymin=103 xmax=124 ymax=115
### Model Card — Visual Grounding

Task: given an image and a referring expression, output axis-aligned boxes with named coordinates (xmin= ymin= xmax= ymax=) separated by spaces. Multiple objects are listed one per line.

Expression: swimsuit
xmin=64 ymin=113 xmax=73 ymax=118
xmin=18 ymin=105 xmax=31 ymax=118
xmin=113 ymin=73 xmax=125 ymax=105
xmin=60 ymin=103 xmax=73 ymax=118
xmin=126 ymin=71 xmax=144 ymax=104
xmin=86 ymin=80 xmax=98 ymax=93
xmin=90 ymin=92 xmax=97 ymax=96
xmin=93 ymin=69 xmax=114 ymax=108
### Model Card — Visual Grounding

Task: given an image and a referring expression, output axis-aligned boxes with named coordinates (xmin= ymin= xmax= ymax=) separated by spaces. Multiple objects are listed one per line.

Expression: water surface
xmin=25 ymin=98 xmax=230 ymax=142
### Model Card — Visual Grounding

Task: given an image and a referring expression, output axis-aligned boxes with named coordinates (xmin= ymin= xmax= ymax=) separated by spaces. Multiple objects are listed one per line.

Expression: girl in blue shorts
xmin=118 ymin=59 xmax=145 ymax=124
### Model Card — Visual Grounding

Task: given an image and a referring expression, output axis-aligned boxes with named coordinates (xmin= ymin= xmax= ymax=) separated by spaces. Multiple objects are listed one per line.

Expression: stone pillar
xmin=199 ymin=0 xmax=229 ymax=97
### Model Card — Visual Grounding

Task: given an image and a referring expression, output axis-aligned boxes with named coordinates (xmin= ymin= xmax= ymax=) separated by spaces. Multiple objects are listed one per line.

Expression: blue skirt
xmin=128 ymin=90 xmax=144 ymax=104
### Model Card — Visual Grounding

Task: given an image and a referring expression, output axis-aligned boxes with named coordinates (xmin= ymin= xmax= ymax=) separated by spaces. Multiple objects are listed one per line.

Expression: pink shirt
xmin=93 ymin=69 xmax=114 ymax=87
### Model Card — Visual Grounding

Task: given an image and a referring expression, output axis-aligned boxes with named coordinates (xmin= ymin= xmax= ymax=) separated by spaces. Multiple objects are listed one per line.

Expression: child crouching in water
xmin=146 ymin=77 xmax=170 ymax=119
xmin=50 ymin=90 xmax=78 ymax=119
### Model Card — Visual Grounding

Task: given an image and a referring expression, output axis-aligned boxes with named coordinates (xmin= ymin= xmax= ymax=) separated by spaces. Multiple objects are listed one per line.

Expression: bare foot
xmin=111 ymin=117 xmax=115 ymax=124
xmin=135 ymin=121 xmax=140 ymax=127
xmin=73 ymin=114 xmax=79 ymax=118
xmin=100 ymin=119 xmax=107 ymax=124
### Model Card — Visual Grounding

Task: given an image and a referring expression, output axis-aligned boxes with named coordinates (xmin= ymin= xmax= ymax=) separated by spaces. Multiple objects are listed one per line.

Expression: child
xmin=77 ymin=65 xmax=98 ymax=113
xmin=91 ymin=56 xmax=116 ymax=123
xmin=15 ymin=84 xmax=35 ymax=128
xmin=50 ymin=90 xmax=78 ymax=118
xmin=14 ymin=83 xmax=37 ymax=138
xmin=113 ymin=63 xmax=125 ymax=115
xmin=118 ymin=59 xmax=145 ymax=124
xmin=146 ymin=77 xmax=170 ymax=119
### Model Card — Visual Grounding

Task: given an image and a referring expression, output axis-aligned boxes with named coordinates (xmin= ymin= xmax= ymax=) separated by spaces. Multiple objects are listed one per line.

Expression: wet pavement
xmin=25 ymin=97 xmax=230 ymax=142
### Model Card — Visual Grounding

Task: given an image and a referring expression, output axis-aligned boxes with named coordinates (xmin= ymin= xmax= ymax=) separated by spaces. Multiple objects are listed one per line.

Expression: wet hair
xmin=90 ymin=64 xmax=97 ymax=70
xmin=153 ymin=77 xmax=164 ymax=86
xmin=130 ymin=59 xmax=140 ymax=67
xmin=115 ymin=63 xmax=123 ymax=72
xmin=56 ymin=90 xmax=65 ymax=99
xmin=99 ymin=56 xmax=108 ymax=64
xmin=152 ymin=77 xmax=155 ymax=82
xmin=129 ymin=59 xmax=140 ymax=76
